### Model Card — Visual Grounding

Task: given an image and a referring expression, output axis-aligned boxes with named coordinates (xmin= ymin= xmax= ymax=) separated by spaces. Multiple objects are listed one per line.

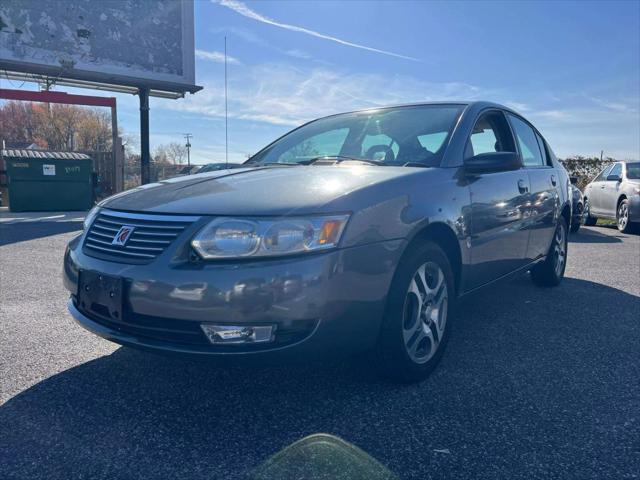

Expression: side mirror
xmin=464 ymin=152 xmax=521 ymax=174
xmin=570 ymin=176 xmax=578 ymax=185
xmin=606 ymin=174 xmax=622 ymax=182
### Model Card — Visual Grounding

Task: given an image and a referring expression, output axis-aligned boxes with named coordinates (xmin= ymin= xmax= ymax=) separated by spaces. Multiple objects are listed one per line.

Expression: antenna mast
xmin=224 ymin=36 xmax=229 ymax=166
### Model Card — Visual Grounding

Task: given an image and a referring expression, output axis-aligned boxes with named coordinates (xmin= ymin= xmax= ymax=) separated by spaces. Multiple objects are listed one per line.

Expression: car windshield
xmin=627 ymin=162 xmax=640 ymax=179
xmin=246 ymin=104 xmax=464 ymax=167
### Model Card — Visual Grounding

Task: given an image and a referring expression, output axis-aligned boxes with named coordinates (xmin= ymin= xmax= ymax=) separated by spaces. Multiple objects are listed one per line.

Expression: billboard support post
xmin=110 ymin=104 xmax=123 ymax=192
xmin=139 ymin=87 xmax=151 ymax=185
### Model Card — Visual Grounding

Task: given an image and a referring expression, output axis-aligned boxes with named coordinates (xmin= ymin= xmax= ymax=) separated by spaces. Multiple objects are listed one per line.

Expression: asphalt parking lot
xmin=1 ymin=216 xmax=639 ymax=479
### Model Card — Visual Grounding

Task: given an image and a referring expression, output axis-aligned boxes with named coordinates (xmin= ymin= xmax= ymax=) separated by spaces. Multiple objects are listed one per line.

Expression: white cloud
xmin=162 ymin=63 xmax=486 ymax=126
xmin=505 ymin=102 xmax=530 ymax=112
xmin=526 ymin=106 xmax=640 ymax=159
xmin=213 ymin=0 xmax=418 ymax=61
xmin=210 ymin=26 xmax=317 ymax=62
xmin=587 ymin=96 xmax=637 ymax=114
xmin=155 ymin=64 xmax=639 ymax=159
xmin=195 ymin=49 xmax=241 ymax=64
xmin=285 ymin=49 xmax=312 ymax=60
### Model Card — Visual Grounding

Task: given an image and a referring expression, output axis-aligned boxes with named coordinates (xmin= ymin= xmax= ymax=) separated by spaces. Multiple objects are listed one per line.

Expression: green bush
xmin=559 ymin=156 xmax=615 ymax=191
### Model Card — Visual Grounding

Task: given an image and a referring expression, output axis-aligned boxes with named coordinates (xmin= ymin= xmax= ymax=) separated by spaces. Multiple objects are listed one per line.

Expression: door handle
xmin=517 ymin=179 xmax=528 ymax=194
xmin=550 ymin=174 xmax=557 ymax=186
xmin=600 ymin=184 xmax=605 ymax=189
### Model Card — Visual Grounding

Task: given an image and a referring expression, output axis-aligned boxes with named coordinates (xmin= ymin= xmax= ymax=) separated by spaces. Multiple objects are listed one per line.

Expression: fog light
xmin=200 ymin=324 xmax=275 ymax=344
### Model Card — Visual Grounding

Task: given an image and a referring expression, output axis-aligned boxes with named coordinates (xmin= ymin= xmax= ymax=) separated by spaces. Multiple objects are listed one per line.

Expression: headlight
xmin=83 ymin=206 xmax=100 ymax=231
xmin=191 ymin=215 xmax=349 ymax=259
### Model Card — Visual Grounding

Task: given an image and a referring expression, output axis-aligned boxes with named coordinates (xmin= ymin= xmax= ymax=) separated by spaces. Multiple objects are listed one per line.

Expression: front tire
xmin=375 ymin=242 xmax=454 ymax=383
xmin=570 ymin=220 xmax=581 ymax=234
xmin=617 ymin=199 xmax=634 ymax=233
xmin=583 ymin=198 xmax=597 ymax=226
xmin=530 ymin=217 xmax=568 ymax=287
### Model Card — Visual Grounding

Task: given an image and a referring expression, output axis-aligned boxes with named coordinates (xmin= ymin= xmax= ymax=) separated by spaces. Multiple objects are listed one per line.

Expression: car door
xmin=466 ymin=110 xmax=531 ymax=289
xmin=587 ymin=164 xmax=613 ymax=215
xmin=600 ymin=162 xmax=623 ymax=217
xmin=507 ymin=114 xmax=558 ymax=262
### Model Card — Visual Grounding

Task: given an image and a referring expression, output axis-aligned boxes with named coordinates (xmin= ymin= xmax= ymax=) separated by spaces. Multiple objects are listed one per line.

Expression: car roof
xmin=315 ymin=101 xmax=521 ymax=121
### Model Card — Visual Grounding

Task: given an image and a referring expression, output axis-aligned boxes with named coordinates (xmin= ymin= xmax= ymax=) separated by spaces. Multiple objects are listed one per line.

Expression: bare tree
xmin=0 ymin=101 xmax=112 ymax=152
xmin=165 ymin=142 xmax=187 ymax=164
xmin=153 ymin=142 xmax=187 ymax=165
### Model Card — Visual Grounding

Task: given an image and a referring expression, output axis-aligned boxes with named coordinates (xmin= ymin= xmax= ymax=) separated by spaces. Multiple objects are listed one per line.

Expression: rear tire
xmin=583 ymin=198 xmax=597 ymax=226
xmin=375 ymin=242 xmax=455 ymax=383
xmin=570 ymin=202 xmax=583 ymax=233
xmin=530 ymin=217 xmax=568 ymax=287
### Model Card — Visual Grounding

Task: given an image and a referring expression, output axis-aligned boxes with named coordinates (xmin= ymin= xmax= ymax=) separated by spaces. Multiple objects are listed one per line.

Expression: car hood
xmin=101 ymin=165 xmax=419 ymax=216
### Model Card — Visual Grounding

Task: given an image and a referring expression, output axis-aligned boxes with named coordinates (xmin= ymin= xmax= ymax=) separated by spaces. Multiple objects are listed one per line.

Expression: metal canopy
xmin=1 ymin=149 xmax=91 ymax=160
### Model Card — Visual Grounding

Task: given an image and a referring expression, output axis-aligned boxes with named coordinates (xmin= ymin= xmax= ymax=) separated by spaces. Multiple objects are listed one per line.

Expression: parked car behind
xmin=64 ymin=101 xmax=571 ymax=383
xmin=583 ymin=161 xmax=640 ymax=233
xmin=570 ymin=176 xmax=584 ymax=233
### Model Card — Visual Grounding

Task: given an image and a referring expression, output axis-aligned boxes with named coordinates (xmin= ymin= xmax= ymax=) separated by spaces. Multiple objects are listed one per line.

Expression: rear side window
xmin=535 ymin=133 xmax=550 ymax=166
xmin=627 ymin=162 xmax=640 ymax=179
xmin=508 ymin=115 xmax=545 ymax=167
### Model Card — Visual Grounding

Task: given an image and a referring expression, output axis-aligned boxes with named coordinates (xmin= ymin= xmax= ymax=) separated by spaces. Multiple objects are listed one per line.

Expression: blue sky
xmin=7 ymin=0 xmax=640 ymax=162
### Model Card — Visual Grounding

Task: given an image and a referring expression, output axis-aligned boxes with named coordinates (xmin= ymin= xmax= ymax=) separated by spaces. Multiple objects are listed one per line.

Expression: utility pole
xmin=184 ymin=133 xmax=192 ymax=166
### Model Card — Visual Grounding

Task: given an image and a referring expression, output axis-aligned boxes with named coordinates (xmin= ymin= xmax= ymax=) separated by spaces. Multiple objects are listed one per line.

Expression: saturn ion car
xmin=64 ymin=102 xmax=571 ymax=382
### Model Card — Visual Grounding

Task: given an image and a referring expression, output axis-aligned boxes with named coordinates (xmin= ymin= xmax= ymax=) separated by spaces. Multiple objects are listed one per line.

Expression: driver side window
xmin=608 ymin=163 xmax=622 ymax=180
xmin=594 ymin=165 xmax=613 ymax=182
xmin=465 ymin=111 xmax=516 ymax=159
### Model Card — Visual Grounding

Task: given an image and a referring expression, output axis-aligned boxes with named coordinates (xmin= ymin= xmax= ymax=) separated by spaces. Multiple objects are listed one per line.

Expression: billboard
xmin=0 ymin=0 xmax=198 ymax=94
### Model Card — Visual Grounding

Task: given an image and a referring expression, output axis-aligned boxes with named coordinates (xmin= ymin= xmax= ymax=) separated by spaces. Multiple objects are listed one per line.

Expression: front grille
xmin=83 ymin=209 xmax=199 ymax=263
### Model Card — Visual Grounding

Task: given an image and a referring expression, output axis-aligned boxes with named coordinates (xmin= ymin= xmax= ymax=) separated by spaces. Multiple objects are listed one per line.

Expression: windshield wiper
xmin=402 ymin=161 xmax=430 ymax=168
xmin=245 ymin=162 xmax=301 ymax=167
xmin=298 ymin=155 xmax=385 ymax=166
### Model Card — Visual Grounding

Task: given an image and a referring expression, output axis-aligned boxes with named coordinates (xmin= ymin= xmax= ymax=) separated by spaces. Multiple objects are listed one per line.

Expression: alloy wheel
xmin=553 ymin=222 xmax=567 ymax=277
xmin=402 ymin=262 xmax=448 ymax=364
xmin=618 ymin=202 xmax=629 ymax=231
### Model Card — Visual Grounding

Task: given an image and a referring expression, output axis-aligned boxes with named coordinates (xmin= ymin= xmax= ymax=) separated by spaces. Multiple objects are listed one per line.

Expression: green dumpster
xmin=3 ymin=150 xmax=93 ymax=212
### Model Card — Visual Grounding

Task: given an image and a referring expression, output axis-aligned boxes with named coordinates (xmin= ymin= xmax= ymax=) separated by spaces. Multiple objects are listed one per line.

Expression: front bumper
xmin=64 ymin=233 xmax=404 ymax=362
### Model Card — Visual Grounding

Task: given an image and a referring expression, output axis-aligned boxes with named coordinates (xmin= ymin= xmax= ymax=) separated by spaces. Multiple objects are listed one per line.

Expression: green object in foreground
xmin=250 ymin=434 xmax=397 ymax=480
xmin=4 ymin=152 xmax=93 ymax=212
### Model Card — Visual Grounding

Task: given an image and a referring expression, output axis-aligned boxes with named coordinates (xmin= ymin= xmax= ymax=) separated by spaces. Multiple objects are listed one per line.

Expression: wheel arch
xmin=402 ymin=222 xmax=463 ymax=296
xmin=617 ymin=194 xmax=628 ymax=210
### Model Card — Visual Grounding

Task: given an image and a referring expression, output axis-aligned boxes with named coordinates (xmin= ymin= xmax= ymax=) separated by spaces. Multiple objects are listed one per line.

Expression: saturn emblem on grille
xmin=112 ymin=226 xmax=135 ymax=246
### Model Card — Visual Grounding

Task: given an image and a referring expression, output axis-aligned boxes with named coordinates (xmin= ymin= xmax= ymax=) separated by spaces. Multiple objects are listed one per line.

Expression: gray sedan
xmin=583 ymin=161 xmax=640 ymax=233
xmin=64 ymin=101 xmax=571 ymax=382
